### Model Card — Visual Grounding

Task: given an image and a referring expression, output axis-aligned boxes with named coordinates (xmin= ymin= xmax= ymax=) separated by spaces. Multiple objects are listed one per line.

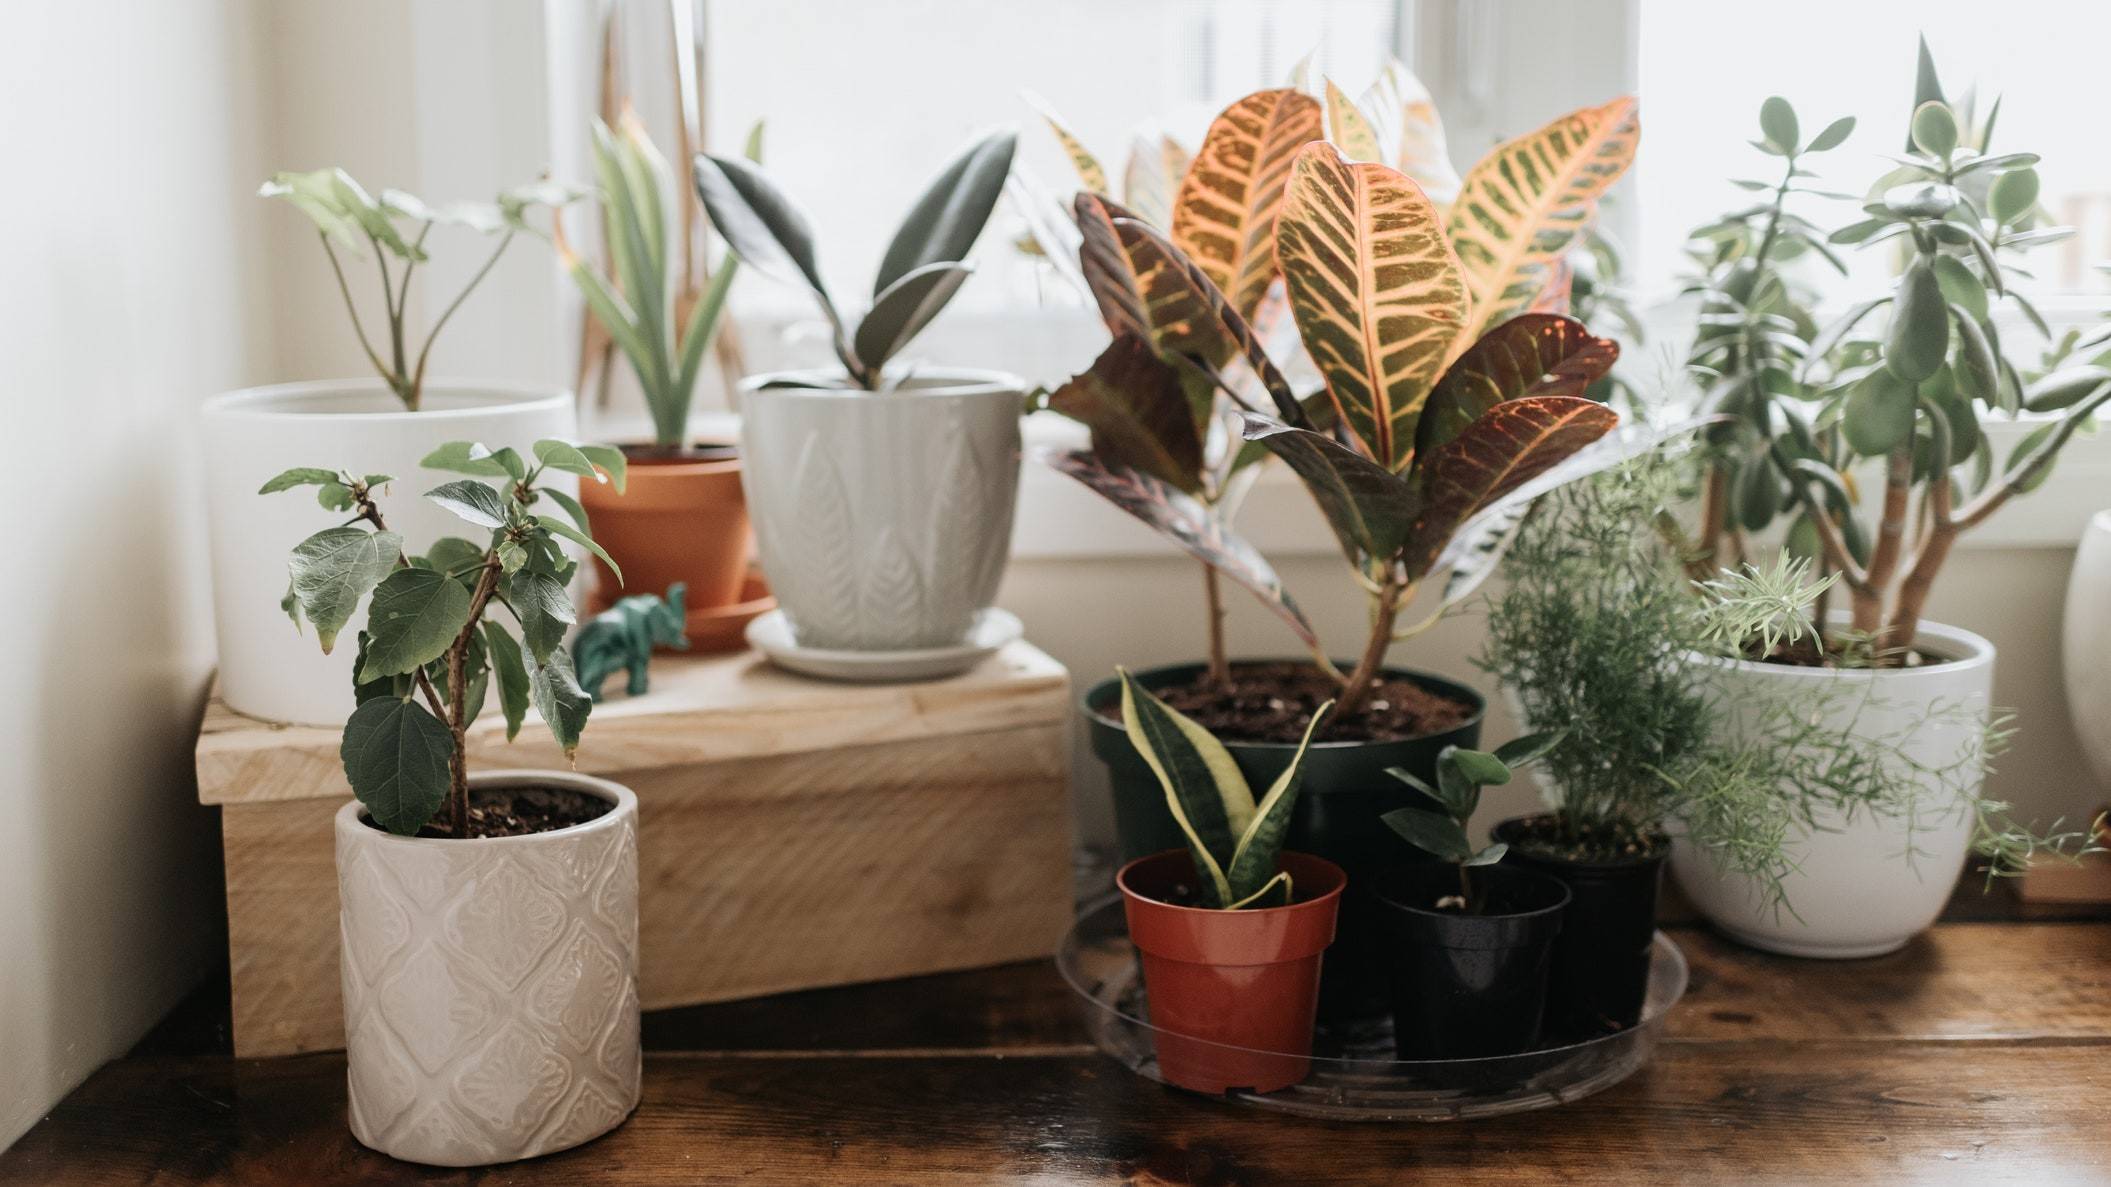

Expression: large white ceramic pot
xmin=738 ymin=368 xmax=1022 ymax=650
xmin=2062 ymin=509 xmax=2111 ymax=792
xmin=1671 ymin=617 xmax=1995 ymax=958
xmin=335 ymin=770 xmax=640 ymax=1167
xmin=202 ymin=379 xmax=575 ymax=725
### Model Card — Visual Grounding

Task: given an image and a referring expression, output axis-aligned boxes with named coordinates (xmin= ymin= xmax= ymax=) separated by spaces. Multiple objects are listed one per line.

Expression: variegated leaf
xmin=1402 ymin=395 xmax=1619 ymax=579
xmin=1447 ymin=97 xmax=1639 ymax=341
xmin=1324 ymin=78 xmax=1385 ymax=163
xmin=1276 ymin=141 xmax=1469 ymax=472
xmin=1117 ymin=669 xmax=1250 ymax=905
xmin=1239 ymin=414 xmax=1418 ymax=566
xmin=1028 ymin=94 xmax=1109 ymax=193
xmin=1073 ymin=192 xmax=1153 ymax=345
xmin=1366 ymin=58 xmax=1462 ymax=204
xmin=1114 ymin=218 xmax=1300 ymax=417
xmin=1418 ymin=314 xmax=1618 ymax=456
xmin=1121 ymin=136 xmax=1178 ymax=230
xmin=1045 ymin=334 xmax=1203 ymax=492
xmin=1170 ymin=88 xmax=1323 ymax=319
xmin=1528 ymin=255 xmax=1574 ymax=315
xmin=1043 ymin=449 xmax=1319 ymax=648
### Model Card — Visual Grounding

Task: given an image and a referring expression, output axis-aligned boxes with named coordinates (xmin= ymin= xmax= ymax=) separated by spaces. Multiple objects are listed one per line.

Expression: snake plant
xmin=1118 ymin=669 xmax=1330 ymax=909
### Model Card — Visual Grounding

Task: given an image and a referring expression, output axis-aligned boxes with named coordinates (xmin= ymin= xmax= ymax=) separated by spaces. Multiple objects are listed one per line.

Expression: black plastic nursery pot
xmin=1371 ymin=863 xmax=1569 ymax=1059
xmin=1493 ymin=815 xmax=1668 ymax=1038
xmin=1084 ymin=661 xmax=1486 ymax=1023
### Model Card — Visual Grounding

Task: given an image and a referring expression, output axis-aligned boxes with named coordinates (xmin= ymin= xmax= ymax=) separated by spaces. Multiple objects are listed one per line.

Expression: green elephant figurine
xmin=574 ymin=583 xmax=689 ymax=700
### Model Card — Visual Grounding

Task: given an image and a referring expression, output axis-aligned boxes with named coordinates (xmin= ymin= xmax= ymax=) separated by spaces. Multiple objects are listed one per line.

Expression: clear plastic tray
xmin=1057 ymin=894 xmax=1688 ymax=1121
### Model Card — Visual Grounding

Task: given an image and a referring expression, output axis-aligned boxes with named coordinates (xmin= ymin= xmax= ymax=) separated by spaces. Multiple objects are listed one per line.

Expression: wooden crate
xmin=197 ymin=643 xmax=1074 ymax=1058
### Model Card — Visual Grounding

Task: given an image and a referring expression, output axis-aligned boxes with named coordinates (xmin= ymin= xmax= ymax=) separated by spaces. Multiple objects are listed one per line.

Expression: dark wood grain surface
xmin=6 ymin=877 xmax=2108 ymax=1185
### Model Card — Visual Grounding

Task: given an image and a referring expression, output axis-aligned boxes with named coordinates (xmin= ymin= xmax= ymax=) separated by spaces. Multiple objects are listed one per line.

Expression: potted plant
xmin=1055 ymin=93 xmax=1638 ymax=1016
xmin=692 ymin=130 xmax=1025 ymax=661
xmin=1665 ymin=62 xmax=2111 ymax=956
xmin=552 ymin=115 xmax=763 ymax=644
xmin=206 ymin=170 xmax=578 ymax=725
xmin=1373 ymin=735 xmax=1568 ymax=1059
xmin=266 ymin=439 xmax=640 ymax=1167
xmin=1112 ymin=670 xmax=1340 ymax=1095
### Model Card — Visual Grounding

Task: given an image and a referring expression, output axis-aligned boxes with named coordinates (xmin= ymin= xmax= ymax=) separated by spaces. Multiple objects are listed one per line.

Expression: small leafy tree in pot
xmin=1382 ymin=734 xmax=1561 ymax=912
xmin=265 ymin=439 xmax=628 ymax=836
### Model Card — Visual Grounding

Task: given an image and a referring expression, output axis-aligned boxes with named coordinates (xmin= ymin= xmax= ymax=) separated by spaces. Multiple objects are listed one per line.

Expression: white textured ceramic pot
xmin=1671 ymin=617 xmax=1995 ymax=958
xmin=202 ymin=379 xmax=575 ymax=726
xmin=335 ymin=770 xmax=640 ymax=1167
xmin=738 ymin=369 xmax=1022 ymax=651
xmin=2062 ymin=509 xmax=2111 ymax=791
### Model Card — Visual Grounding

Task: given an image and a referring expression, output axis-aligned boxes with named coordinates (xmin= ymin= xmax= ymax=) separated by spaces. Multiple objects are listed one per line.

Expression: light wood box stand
xmin=196 ymin=642 xmax=1074 ymax=1057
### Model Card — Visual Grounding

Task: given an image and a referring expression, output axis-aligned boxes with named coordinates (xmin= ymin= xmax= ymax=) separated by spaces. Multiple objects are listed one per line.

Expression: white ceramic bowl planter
xmin=2062 ymin=509 xmax=2111 ymax=791
xmin=1672 ymin=617 xmax=1996 ymax=958
xmin=335 ymin=770 xmax=641 ymax=1167
xmin=201 ymin=379 xmax=575 ymax=725
xmin=739 ymin=369 xmax=1023 ymax=660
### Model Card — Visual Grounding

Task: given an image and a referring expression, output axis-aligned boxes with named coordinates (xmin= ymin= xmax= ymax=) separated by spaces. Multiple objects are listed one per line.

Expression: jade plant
xmin=264 ymin=439 xmax=628 ymax=836
xmin=1118 ymin=669 xmax=1330 ymax=909
xmin=259 ymin=168 xmax=576 ymax=411
xmin=1048 ymin=95 xmax=1639 ymax=715
xmin=553 ymin=114 xmax=760 ymax=451
xmin=690 ymin=129 xmax=1017 ymax=390
xmin=1382 ymin=734 xmax=1560 ymax=909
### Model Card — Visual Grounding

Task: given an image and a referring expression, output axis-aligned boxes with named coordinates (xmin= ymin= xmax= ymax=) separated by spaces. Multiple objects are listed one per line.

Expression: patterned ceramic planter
xmin=739 ymin=369 xmax=1022 ymax=652
xmin=334 ymin=771 xmax=640 ymax=1167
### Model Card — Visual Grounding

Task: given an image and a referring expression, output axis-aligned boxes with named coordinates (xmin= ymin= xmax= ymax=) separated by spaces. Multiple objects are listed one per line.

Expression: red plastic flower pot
xmin=1117 ymin=849 xmax=1346 ymax=1095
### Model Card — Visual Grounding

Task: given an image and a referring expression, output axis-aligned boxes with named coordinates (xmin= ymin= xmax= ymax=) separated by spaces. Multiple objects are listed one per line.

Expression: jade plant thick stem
xmin=265 ymin=439 xmax=627 ymax=836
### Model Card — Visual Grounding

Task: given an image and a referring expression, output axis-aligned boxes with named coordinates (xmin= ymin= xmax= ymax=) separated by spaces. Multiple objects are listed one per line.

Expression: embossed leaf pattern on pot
xmin=445 ymin=860 xmax=569 ymax=992
xmin=455 ymin=1020 xmax=571 ymax=1136
xmin=789 ymin=434 xmax=859 ymax=646
xmin=862 ymin=526 xmax=929 ymax=649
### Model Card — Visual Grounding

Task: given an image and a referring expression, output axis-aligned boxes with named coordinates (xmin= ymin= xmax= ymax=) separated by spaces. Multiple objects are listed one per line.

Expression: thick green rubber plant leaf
xmin=1418 ymin=314 xmax=1619 ymax=456
xmin=1401 ymin=395 xmax=1619 ymax=580
xmin=1170 ymin=87 xmax=1323 ymax=320
xmin=853 ymin=261 xmax=973 ymax=374
xmin=1277 ymin=141 xmax=1469 ymax=472
xmin=1238 ymin=414 xmax=1418 ymax=566
xmin=692 ymin=152 xmax=842 ymax=338
xmin=874 ymin=128 xmax=1017 ymax=293
xmin=1118 ymin=669 xmax=1254 ymax=907
xmin=340 ymin=695 xmax=454 ymax=836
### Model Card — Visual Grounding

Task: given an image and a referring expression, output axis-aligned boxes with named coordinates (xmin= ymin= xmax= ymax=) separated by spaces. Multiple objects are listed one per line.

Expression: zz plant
xmin=691 ymin=130 xmax=1017 ymax=390
xmin=260 ymin=168 xmax=575 ymax=411
xmin=1118 ymin=669 xmax=1330 ymax=909
xmin=265 ymin=439 xmax=628 ymax=837
xmin=1383 ymin=734 xmax=1561 ymax=909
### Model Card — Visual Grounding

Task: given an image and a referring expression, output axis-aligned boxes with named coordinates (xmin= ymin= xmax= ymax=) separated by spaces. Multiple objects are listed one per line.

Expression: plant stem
xmin=352 ymin=492 xmax=452 ymax=724
xmin=319 ymin=236 xmax=393 ymax=385
xmin=371 ymin=231 xmax=411 ymax=409
xmin=1202 ymin=562 xmax=1229 ymax=685
xmin=1336 ymin=578 xmax=1405 ymax=716
xmin=410 ymin=231 xmax=516 ymax=410
xmin=445 ymin=556 xmax=506 ymax=837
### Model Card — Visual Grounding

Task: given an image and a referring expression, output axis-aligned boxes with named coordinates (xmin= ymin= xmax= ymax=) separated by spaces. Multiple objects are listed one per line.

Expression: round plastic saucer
xmin=745 ymin=607 xmax=1023 ymax=682
xmin=1057 ymin=894 xmax=1688 ymax=1121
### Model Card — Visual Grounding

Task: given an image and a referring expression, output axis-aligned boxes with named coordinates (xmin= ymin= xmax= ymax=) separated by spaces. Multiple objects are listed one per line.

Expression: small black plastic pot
xmin=1083 ymin=661 xmax=1486 ymax=1023
xmin=1372 ymin=863 xmax=1569 ymax=1059
xmin=1492 ymin=815 xmax=1667 ymax=1038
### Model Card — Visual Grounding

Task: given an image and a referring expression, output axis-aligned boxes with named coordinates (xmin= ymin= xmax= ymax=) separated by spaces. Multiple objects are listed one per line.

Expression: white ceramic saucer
xmin=745 ymin=608 xmax=1024 ymax=682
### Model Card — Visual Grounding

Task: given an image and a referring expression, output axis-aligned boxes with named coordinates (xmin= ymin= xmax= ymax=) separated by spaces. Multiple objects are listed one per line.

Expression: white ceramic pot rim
xmin=739 ymin=366 xmax=1023 ymax=400
xmin=1686 ymin=614 xmax=1994 ymax=681
xmin=2091 ymin=507 xmax=2111 ymax=534
xmin=202 ymin=377 xmax=572 ymax=424
xmin=334 ymin=768 xmax=636 ymax=850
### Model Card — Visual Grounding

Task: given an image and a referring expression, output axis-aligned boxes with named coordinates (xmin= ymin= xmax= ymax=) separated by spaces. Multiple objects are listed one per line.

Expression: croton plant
xmin=1038 ymin=77 xmax=1640 ymax=714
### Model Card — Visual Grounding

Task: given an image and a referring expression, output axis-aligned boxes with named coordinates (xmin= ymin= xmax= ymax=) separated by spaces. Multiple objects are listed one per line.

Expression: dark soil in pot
xmin=1373 ymin=863 xmax=1569 ymax=1059
xmin=1148 ymin=661 xmax=1476 ymax=743
xmin=1493 ymin=814 xmax=1668 ymax=1038
xmin=363 ymin=785 xmax=612 ymax=839
xmin=1085 ymin=661 xmax=1486 ymax=1025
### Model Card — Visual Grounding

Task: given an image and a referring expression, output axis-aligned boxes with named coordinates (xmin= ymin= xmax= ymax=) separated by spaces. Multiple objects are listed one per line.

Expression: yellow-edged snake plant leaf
xmin=1418 ymin=314 xmax=1619 ymax=457
xmin=1402 ymin=395 xmax=1618 ymax=579
xmin=1239 ymin=413 xmax=1418 ymax=567
xmin=1221 ymin=702 xmax=1330 ymax=906
xmin=1446 ymin=97 xmax=1639 ymax=341
xmin=1276 ymin=141 xmax=1469 ymax=473
xmin=1170 ymin=87 xmax=1322 ymax=320
xmin=1048 ymin=450 xmax=1319 ymax=650
xmin=1118 ymin=669 xmax=1251 ymax=906
xmin=1045 ymin=334 xmax=1204 ymax=492
xmin=1324 ymin=78 xmax=1386 ymax=163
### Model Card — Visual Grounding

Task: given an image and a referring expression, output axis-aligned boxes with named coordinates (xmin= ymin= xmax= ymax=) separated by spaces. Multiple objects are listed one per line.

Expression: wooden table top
xmin=6 ymin=877 xmax=2108 ymax=1185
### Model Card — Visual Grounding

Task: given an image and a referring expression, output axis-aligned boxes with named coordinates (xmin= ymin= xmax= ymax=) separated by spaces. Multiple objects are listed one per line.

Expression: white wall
xmin=0 ymin=0 xmax=272 ymax=1149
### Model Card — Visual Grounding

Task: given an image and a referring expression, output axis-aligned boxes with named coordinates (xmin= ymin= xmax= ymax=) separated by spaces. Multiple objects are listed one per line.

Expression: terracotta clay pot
xmin=579 ymin=445 xmax=750 ymax=635
xmin=1118 ymin=849 xmax=1344 ymax=1095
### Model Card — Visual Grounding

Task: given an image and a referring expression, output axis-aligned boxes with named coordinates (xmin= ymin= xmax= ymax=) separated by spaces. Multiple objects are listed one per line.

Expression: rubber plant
xmin=690 ymin=129 xmax=1017 ymax=390
xmin=1118 ymin=669 xmax=1330 ymax=909
xmin=1046 ymin=93 xmax=1640 ymax=715
xmin=1677 ymin=49 xmax=2111 ymax=661
xmin=552 ymin=112 xmax=761 ymax=449
xmin=259 ymin=168 xmax=576 ymax=411
xmin=1382 ymin=734 xmax=1561 ymax=911
xmin=264 ymin=439 xmax=627 ymax=836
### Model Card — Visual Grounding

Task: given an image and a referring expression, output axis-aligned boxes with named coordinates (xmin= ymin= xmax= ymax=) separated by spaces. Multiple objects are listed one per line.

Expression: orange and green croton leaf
xmin=1170 ymin=87 xmax=1322 ymax=320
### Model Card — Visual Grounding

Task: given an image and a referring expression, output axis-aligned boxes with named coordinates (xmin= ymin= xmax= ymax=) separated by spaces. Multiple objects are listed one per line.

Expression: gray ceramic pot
xmin=739 ymin=368 xmax=1024 ymax=650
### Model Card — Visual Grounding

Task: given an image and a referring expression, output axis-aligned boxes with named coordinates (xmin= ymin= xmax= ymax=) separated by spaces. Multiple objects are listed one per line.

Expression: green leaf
xmin=536 ymin=516 xmax=622 ymax=586
xmin=1381 ymin=807 xmax=1473 ymax=863
xmin=425 ymin=479 xmax=509 ymax=529
xmin=1759 ymin=96 xmax=1799 ymax=153
xmin=359 ymin=567 xmax=473 ymax=681
xmin=525 ymin=643 xmax=592 ymax=758
xmin=259 ymin=467 xmax=340 ymax=495
xmin=287 ymin=527 xmax=401 ymax=654
xmin=317 ymin=481 xmax=354 ymax=512
xmin=1117 ymin=669 xmax=1253 ymax=907
xmin=422 ymin=441 xmax=522 ymax=480
xmin=420 ymin=536 xmax=489 ymax=586
xmin=1464 ymin=843 xmax=1508 ymax=867
xmin=1238 ymin=416 xmax=1418 ymax=565
xmin=576 ymin=444 xmax=628 ymax=494
xmin=2025 ymin=367 xmax=2111 ymax=413
xmin=1046 ymin=334 xmax=1203 ymax=492
xmin=258 ymin=169 xmax=364 ymax=252
xmin=533 ymin=439 xmax=606 ymax=483
xmin=1931 ymin=255 xmax=1988 ymax=322
xmin=339 ymin=696 xmax=454 ymax=836
xmin=852 ymin=261 xmax=973 ymax=373
xmin=1223 ymin=702 xmax=1330 ymax=903
xmin=1493 ymin=730 xmax=1563 ymax=768
xmin=1910 ymin=101 xmax=1958 ymax=160
xmin=1384 ymin=765 xmax=1441 ymax=805
xmin=1951 ymin=308 xmax=1999 ymax=404
xmin=1885 ymin=259 xmax=1948 ymax=383
xmin=1843 ymin=368 xmax=1918 ymax=455
xmin=873 ymin=129 xmax=1017 ymax=293
xmin=691 ymin=152 xmax=842 ymax=334
xmin=507 ymin=569 xmax=576 ymax=662
xmin=540 ymin=486 xmax=592 ymax=534
xmin=1989 ymin=167 xmax=2040 ymax=225
xmin=1446 ymin=748 xmax=1513 ymax=788
xmin=483 ymin=621 xmax=531 ymax=742
xmin=1805 ymin=115 xmax=1855 ymax=153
